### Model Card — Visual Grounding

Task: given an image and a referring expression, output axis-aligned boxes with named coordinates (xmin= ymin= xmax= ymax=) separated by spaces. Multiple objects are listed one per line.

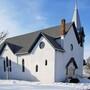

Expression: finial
xmin=75 ymin=0 xmax=78 ymax=10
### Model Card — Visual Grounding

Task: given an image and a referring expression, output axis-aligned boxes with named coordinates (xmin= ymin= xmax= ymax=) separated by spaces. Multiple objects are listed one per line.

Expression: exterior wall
xmin=0 ymin=56 xmax=5 ymax=78
xmin=17 ymin=36 xmax=55 ymax=83
xmin=64 ymin=26 xmax=83 ymax=77
xmin=55 ymin=27 xmax=84 ymax=81
xmin=1 ymin=45 xmax=17 ymax=79
xmin=0 ymin=36 xmax=55 ymax=83
xmin=55 ymin=50 xmax=64 ymax=82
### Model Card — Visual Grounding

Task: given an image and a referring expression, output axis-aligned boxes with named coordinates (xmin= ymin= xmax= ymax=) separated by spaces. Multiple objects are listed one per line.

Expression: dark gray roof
xmin=0 ymin=22 xmax=74 ymax=55
xmin=27 ymin=32 xmax=65 ymax=53
xmin=41 ymin=33 xmax=65 ymax=51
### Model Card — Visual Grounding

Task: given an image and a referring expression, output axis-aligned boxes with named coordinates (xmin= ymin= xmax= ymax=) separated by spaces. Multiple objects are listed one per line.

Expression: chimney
xmin=61 ymin=19 xmax=65 ymax=39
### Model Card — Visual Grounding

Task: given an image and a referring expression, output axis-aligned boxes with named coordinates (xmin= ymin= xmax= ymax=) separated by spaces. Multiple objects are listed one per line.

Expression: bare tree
xmin=87 ymin=57 xmax=90 ymax=67
xmin=0 ymin=31 xmax=7 ymax=44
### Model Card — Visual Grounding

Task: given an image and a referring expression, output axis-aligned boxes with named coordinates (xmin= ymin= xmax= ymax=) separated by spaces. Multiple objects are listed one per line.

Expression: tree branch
xmin=0 ymin=31 xmax=8 ymax=43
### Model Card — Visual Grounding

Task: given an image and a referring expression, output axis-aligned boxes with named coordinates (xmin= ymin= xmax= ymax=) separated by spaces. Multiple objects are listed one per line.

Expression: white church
xmin=0 ymin=3 xmax=85 ymax=83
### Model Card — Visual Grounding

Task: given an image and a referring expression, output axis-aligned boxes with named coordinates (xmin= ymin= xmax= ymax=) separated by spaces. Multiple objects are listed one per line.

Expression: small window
xmin=22 ymin=59 xmax=25 ymax=72
xmin=3 ymin=60 xmax=6 ymax=72
xmin=39 ymin=42 xmax=45 ymax=49
xmin=45 ymin=60 xmax=47 ymax=66
xmin=36 ymin=65 xmax=38 ymax=72
xmin=9 ymin=60 xmax=12 ymax=72
xmin=70 ymin=44 xmax=73 ymax=51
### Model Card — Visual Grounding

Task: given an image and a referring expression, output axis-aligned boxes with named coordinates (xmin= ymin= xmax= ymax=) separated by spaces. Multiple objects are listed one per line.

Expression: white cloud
xmin=35 ymin=15 xmax=47 ymax=20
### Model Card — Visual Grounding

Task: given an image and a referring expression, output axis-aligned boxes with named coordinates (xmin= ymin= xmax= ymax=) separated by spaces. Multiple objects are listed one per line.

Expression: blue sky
xmin=0 ymin=0 xmax=89 ymax=59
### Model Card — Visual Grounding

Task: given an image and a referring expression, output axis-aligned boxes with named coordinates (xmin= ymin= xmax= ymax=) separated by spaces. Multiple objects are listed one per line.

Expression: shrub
xmin=70 ymin=78 xmax=80 ymax=83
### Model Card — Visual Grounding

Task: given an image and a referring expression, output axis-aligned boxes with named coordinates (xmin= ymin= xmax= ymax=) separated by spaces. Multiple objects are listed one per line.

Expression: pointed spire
xmin=72 ymin=1 xmax=81 ymax=30
xmin=75 ymin=0 xmax=78 ymax=9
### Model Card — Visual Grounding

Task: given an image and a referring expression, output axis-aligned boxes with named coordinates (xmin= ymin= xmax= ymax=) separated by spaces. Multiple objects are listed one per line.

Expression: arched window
xmin=36 ymin=65 xmax=38 ymax=72
xmin=6 ymin=57 xmax=8 ymax=68
xmin=3 ymin=60 xmax=6 ymax=72
xmin=45 ymin=60 xmax=47 ymax=66
xmin=22 ymin=59 xmax=25 ymax=72
xmin=9 ymin=60 xmax=12 ymax=72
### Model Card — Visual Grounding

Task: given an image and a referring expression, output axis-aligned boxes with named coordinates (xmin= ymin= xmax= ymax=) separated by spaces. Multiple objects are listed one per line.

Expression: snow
xmin=0 ymin=79 xmax=90 ymax=90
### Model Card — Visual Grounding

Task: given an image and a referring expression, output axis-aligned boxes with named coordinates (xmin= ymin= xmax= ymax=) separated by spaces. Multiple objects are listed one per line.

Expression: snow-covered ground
xmin=0 ymin=79 xmax=90 ymax=90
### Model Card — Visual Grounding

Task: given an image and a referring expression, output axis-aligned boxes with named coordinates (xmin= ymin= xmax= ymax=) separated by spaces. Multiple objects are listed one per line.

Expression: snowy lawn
xmin=0 ymin=78 xmax=90 ymax=90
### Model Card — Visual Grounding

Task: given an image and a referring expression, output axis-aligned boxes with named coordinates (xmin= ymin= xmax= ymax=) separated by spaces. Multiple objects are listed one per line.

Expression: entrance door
xmin=66 ymin=57 xmax=78 ymax=78
xmin=68 ymin=68 xmax=75 ymax=77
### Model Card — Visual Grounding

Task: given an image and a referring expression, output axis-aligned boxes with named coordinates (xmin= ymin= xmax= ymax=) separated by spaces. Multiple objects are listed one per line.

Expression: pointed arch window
xmin=6 ymin=57 xmax=8 ymax=68
xmin=22 ymin=59 xmax=25 ymax=72
xmin=36 ymin=65 xmax=38 ymax=72
xmin=3 ymin=60 xmax=6 ymax=72
xmin=5 ymin=56 xmax=9 ymax=71
xmin=9 ymin=60 xmax=12 ymax=72
xmin=66 ymin=57 xmax=78 ymax=77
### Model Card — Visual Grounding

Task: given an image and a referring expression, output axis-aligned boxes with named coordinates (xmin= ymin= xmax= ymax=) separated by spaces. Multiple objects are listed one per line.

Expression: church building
xmin=0 ymin=3 xmax=85 ymax=83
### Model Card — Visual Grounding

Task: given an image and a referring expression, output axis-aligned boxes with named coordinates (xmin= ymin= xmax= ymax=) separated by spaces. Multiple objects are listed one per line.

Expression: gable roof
xmin=0 ymin=42 xmax=23 ymax=55
xmin=27 ymin=33 xmax=64 ymax=54
xmin=0 ymin=22 xmax=79 ymax=55
xmin=6 ymin=42 xmax=23 ymax=54
xmin=41 ymin=33 xmax=64 ymax=52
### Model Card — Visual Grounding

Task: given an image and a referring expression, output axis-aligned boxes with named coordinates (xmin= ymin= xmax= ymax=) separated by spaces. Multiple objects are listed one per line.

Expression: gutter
xmin=15 ymin=52 xmax=28 ymax=55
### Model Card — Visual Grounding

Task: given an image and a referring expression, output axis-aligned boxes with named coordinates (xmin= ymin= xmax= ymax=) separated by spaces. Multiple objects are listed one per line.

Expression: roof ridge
xmin=6 ymin=22 xmax=72 ymax=40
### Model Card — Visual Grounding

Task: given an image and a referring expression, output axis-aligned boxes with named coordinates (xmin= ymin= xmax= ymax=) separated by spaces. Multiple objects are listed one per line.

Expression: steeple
xmin=72 ymin=1 xmax=81 ymax=30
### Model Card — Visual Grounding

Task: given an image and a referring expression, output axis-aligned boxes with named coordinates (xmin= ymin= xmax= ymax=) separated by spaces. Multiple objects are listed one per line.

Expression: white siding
xmin=55 ymin=26 xmax=83 ymax=81
xmin=55 ymin=51 xmax=64 ymax=82
xmin=17 ymin=36 xmax=55 ymax=83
